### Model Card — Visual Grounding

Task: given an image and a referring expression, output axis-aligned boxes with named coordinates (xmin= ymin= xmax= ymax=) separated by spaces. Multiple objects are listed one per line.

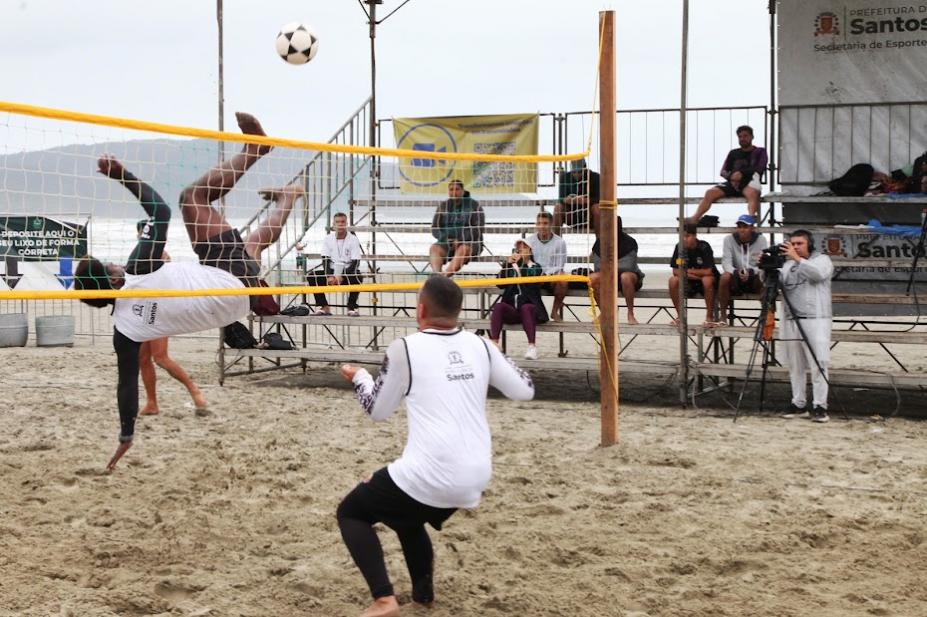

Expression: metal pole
xmin=367 ymin=0 xmax=380 ymax=345
xmin=216 ymin=0 xmax=226 ymax=381
xmin=598 ymin=11 xmax=618 ymax=447
xmin=217 ymin=0 xmax=226 ymax=214
xmin=768 ymin=0 xmax=777 ymax=217
xmin=677 ymin=0 xmax=690 ymax=405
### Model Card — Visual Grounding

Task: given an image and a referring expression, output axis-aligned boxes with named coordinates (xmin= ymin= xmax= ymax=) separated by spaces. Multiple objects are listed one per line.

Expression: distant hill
xmin=0 ymin=138 xmax=342 ymax=219
xmin=0 ymin=138 xmax=547 ymax=223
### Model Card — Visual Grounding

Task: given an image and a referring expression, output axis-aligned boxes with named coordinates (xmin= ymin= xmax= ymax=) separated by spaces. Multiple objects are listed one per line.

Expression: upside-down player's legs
xmin=244 ymin=184 xmax=303 ymax=262
xmin=179 ymin=112 xmax=272 ymax=245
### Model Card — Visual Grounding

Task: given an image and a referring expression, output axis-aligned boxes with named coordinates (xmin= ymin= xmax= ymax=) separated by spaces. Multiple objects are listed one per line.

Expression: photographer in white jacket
xmin=778 ymin=230 xmax=834 ymax=423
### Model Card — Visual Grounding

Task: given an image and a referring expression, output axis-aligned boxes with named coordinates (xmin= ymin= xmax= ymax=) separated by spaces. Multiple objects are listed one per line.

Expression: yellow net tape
xmin=0 ymin=101 xmax=588 ymax=164
xmin=0 ymin=274 xmax=591 ymax=302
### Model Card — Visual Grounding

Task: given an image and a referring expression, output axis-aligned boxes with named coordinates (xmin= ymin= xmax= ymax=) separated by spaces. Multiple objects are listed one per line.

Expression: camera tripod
xmin=904 ymin=208 xmax=927 ymax=296
xmin=732 ymin=268 xmax=834 ymax=422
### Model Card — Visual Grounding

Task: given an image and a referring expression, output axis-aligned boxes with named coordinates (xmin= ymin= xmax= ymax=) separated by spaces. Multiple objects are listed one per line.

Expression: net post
xmin=598 ymin=10 xmax=619 ymax=447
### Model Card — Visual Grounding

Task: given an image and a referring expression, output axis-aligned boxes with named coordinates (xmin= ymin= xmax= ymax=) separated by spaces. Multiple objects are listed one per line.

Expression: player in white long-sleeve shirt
xmin=337 ymin=276 xmax=535 ymax=617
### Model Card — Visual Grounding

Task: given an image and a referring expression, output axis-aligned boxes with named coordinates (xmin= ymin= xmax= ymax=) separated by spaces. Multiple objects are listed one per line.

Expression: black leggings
xmin=336 ymin=467 xmax=456 ymax=602
xmin=308 ymin=267 xmax=362 ymax=310
xmin=113 ymin=328 xmax=142 ymax=441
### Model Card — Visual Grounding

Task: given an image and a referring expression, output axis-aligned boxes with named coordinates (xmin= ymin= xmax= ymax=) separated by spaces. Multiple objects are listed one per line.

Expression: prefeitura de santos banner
xmin=777 ymin=1 xmax=927 ymax=184
xmin=778 ymin=0 xmax=927 ymax=105
xmin=0 ymin=216 xmax=87 ymax=261
xmin=392 ymin=114 xmax=539 ymax=193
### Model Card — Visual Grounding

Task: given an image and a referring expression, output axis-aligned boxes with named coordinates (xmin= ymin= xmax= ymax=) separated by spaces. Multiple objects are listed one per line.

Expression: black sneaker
xmin=811 ymin=406 xmax=830 ymax=423
xmin=782 ymin=404 xmax=809 ymax=419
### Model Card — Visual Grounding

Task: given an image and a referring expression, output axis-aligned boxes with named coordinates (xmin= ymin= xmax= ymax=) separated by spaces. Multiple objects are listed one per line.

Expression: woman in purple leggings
xmin=489 ymin=239 xmax=549 ymax=359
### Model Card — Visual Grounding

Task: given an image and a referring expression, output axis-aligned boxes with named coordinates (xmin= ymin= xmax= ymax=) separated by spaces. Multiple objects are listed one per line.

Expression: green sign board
xmin=0 ymin=216 xmax=88 ymax=262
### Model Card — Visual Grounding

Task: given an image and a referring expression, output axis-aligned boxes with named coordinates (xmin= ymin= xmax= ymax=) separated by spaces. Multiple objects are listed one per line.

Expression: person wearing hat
xmin=717 ymin=214 xmax=768 ymax=323
xmin=553 ymin=158 xmax=601 ymax=237
xmin=687 ymin=125 xmax=767 ymax=226
xmin=489 ymin=238 xmax=548 ymax=360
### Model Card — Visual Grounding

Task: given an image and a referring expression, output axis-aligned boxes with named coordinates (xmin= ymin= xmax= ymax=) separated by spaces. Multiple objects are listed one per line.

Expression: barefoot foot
xmin=140 ymin=404 xmax=160 ymax=416
xmin=191 ymin=389 xmax=208 ymax=411
xmin=235 ymin=112 xmax=271 ymax=155
xmin=258 ymin=182 xmax=305 ymax=202
xmin=626 ymin=312 xmax=639 ymax=325
xmin=360 ymin=595 xmax=400 ymax=617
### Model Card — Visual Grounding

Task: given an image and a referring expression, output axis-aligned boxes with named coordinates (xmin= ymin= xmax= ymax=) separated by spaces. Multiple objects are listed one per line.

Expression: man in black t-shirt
xmin=553 ymin=158 xmax=600 ymax=237
xmin=669 ymin=225 xmax=721 ymax=328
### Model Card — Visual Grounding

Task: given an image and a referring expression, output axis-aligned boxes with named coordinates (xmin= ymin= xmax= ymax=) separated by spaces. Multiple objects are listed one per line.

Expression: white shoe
xmin=524 ymin=345 xmax=538 ymax=360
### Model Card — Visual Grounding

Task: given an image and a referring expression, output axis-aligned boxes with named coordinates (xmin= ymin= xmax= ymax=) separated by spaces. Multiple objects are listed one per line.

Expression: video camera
xmin=758 ymin=244 xmax=787 ymax=271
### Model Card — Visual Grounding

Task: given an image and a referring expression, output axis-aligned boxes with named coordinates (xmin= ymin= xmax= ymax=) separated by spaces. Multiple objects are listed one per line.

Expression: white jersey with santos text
xmin=113 ymin=262 xmax=250 ymax=343
xmin=351 ymin=328 xmax=535 ymax=509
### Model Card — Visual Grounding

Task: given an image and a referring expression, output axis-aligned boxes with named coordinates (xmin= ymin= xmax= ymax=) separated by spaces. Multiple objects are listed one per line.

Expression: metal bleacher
xmin=219 ymin=101 xmax=927 ymax=405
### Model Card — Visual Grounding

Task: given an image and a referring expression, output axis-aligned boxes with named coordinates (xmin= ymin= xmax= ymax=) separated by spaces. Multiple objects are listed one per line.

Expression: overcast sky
xmin=0 ymin=0 xmax=772 ymax=147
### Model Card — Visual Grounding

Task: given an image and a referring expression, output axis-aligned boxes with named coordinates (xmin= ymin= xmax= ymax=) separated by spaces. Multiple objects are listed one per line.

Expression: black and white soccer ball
xmin=275 ymin=22 xmax=319 ymax=65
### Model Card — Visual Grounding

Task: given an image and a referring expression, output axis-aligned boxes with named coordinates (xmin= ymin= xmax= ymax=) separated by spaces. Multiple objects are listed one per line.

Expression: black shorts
xmin=194 ymin=228 xmax=261 ymax=287
xmin=716 ymin=181 xmax=743 ymax=198
xmin=339 ymin=467 xmax=457 ymax=532
xmin=436 ymin=240 xmax=482 ymax=262
xmin=728 ymin=271 xmax=762 ymax=296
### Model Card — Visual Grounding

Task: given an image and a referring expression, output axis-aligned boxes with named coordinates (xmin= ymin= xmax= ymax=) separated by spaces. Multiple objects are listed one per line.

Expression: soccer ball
xmin=275 ymin=22 xmax=319 ymax=65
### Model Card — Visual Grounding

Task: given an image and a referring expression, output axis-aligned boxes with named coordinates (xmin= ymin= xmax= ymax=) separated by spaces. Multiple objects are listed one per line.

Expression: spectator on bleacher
xmin=778 ymin=230 xmax=834 ymax=424
xmin=489 ymin=239 xmax=549 ymax=360
xmin=307 ymin=212 xmax=364 ymax=316
xmin=553 ymin=158 xmax=600 ymax=237
xmin=430 ymin=179 xmax=484 ymax=276
xmin=717 ymin=214 xmax=767 ymax=323
xmin=526 ymin=211 xmax=568 ymax=321
xmin=589 ymin=216 xmax=644 ymax=325
xmin=669 ymin=224 xmax=721 ymax=328
xmin=688 ymin=125 xmax=767 ymax=226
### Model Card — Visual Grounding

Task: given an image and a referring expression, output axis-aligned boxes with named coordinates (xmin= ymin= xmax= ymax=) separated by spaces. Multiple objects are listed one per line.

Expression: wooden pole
xmin=598 ymin=11 xmax=618 ymax=446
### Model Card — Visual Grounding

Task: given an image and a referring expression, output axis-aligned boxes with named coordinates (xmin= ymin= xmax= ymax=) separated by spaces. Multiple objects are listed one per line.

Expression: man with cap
xmin=553 ymin=158 xmax=600 ymax=237
xmin=687 ymin=125 xmax=767 ymax=226
xmin=717 ymin=214 xmax=768 ymax=323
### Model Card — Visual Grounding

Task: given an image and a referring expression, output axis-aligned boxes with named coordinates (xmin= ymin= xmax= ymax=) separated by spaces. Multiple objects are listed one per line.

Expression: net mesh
xmin=0 ymin=103 xmax=597 ymax=336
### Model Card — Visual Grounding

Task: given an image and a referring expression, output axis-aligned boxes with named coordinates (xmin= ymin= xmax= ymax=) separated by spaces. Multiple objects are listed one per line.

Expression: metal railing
xmin=240 ymin=97 xmax=374 ymax=279
xmin=778 ymin=100 xmax=927 ymax=185
xmin=374 ymin=105 xmax=769 ymax=190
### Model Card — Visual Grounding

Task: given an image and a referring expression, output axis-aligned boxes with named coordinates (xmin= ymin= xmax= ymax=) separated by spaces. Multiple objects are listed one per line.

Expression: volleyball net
xmin=0 ymin=101 xmax=601 ymax=305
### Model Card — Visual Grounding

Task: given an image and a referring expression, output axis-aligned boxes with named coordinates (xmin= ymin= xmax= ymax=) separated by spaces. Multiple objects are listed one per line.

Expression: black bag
xmin=569 ymin=267 xmax=591 ymax=290
xmin=223 ymin=321 xmax=257 ymax=349
xmin=280 ymin=303 xmax=311 ymax=317
xmin=696 ymin=215 xmax=719 ymax=228
xmin=261 ymin=332 xmax=294 ymax=351
xmin=828 ymin=163 xmax=874 ymax=197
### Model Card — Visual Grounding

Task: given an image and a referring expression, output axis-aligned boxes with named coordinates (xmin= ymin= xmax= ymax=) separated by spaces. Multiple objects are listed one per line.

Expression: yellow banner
xmin=392 ymin=113 xmax=538 ymax=194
